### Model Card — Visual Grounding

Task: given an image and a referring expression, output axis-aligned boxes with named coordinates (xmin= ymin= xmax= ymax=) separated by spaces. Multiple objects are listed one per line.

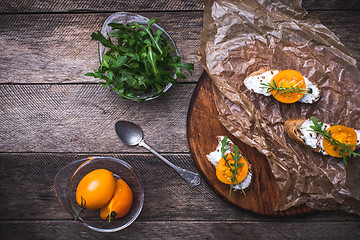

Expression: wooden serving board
xmin=187 ymin=72 xmax=313 ymax=216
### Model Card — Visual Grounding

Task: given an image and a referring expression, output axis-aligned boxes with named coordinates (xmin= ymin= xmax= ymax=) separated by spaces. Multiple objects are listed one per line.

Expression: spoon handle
xmin=139 ymin=140 xmax=201 ymax=187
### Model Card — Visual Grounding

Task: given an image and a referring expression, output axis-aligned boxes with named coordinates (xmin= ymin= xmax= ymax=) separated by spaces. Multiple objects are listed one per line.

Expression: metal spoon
xmin=115 ymin=121 xmax=201 ymax=187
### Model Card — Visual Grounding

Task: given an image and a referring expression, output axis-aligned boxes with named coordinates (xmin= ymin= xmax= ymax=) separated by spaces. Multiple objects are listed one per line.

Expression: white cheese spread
xmin=244 ymin=69 xmax=320 ymax=103
xmin=206 ymin=136 xmax=252 ymax=190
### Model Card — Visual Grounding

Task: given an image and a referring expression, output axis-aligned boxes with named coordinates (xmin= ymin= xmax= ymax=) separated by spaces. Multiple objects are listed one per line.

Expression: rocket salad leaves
xmin=85 ymin=18 xmax=194 ymax=102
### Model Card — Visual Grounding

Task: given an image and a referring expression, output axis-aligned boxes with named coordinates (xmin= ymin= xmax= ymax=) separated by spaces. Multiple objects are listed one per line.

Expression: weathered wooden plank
xmin=1 ymin=220 xmax=360 ymax=240
xmin=303 ymin=0 xmax=360 ymax=10
xmin=0 ymin=0 xmax=204 ymax=13
xmin=0 ymin=11 xmax=359 ymax=84
xmin=0 ymin=12 xmax=203 ymax=84
xmin=1 ymin=153 xmax=359 ymax=221
xmin=310 ymin=10 xmax=360 ymax=65
xmin=0 ymin=153 xmax=209 ymax=221
xmin=0 ymin=84 xmax=195 ymax=153
xmin=1 ymin=0 xmax=359 ymax=13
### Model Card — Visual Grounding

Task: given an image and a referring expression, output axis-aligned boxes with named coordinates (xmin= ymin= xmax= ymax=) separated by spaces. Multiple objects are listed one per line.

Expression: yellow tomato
xmin=216 ymin=153 xmax=248 ymax=185
xmin=100 ymin=179 xmax=133 ymax=221
xmin=271 ymin=69 xmax=306 ymax=103
xmin=76 ymin=169 xmax=116 ymax=210
xmin=322 ymin=125 xmax=357 ymax=158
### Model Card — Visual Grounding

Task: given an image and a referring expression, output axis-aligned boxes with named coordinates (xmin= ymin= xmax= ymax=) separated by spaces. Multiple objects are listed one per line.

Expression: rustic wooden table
xmin=1 ymin=0 xmax=360 ymax=239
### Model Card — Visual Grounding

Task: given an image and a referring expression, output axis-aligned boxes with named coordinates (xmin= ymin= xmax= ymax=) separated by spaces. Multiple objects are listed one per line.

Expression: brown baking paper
xmin=198 ymin=0 xmax=360 ymax=214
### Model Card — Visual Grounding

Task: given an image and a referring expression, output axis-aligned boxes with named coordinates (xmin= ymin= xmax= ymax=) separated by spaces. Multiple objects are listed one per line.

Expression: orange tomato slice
xmin=100 ymin=179 xmax=133 ymax=221
xmin=216 ymin=153 xmax=248 ymax=185
xmin=271 ymin=69 xmax=306 ymax=103
xmin=322 ymin=125 xmax=357 ymax=158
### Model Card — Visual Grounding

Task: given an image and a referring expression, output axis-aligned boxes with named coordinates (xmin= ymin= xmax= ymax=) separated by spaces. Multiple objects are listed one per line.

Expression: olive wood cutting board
xmin=187 ymin=71 xmax=313 ymax=216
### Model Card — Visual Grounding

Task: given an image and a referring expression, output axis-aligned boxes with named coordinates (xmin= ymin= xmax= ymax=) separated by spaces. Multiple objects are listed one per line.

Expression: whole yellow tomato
xmin=76 ymin=169 xmax=116 ymax=210
xmin=100 ymin=179 xmax=133 ymax=221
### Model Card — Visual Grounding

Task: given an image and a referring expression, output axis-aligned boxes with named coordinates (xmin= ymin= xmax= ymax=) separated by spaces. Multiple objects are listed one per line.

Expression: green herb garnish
xmin=260 ymin=80 xmax=312 ymax=97
xmin=220 ymin=136 xmax=246 ymax=199
xmin=85 ymin=18 xmax=194 ymax=102
xmin=309 ymin=116 xmax=360 ymax=166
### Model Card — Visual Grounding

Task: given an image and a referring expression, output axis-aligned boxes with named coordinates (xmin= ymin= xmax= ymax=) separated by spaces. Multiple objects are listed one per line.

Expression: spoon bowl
xmin=115 ymin=121 xmax=143 ymax=146
xmin=115 ymin=121 xmax=201 ymax=187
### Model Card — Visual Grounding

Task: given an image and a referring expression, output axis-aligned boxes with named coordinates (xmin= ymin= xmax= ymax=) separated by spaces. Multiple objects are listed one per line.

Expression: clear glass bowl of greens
xmin=86 ymin=12 xmax=193 ymax=102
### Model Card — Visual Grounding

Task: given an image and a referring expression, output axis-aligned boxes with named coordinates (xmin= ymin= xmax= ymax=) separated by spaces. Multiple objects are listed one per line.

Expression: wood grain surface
xmin=0 ymin=12 xmax=203 ymax=84
xmin=0 ymin=84 xmax=196 ymax=153
xmin=0 ymin=0 xmax=204 ymax=13
xmin=1 ymin=0 xmax=359 ymax=12
xmin=1 ymin=153 xmax=359 ymax=239
xmin=1 ymin=220 xmax=360 ymax=239
xmin=1 ymin=0 xmax=360 ymax=239
xmin=0 ymin=12 xmax=359 ymax=84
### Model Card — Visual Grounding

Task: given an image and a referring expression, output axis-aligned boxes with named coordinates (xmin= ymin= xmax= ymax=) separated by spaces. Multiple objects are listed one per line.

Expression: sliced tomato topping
xmin=216 ymin=153 xmax=248 ymax=185
xmin=322 ymin=125 xmax=357 ymax=158
xmin=271 ymin=69 xmax=306 ymax=103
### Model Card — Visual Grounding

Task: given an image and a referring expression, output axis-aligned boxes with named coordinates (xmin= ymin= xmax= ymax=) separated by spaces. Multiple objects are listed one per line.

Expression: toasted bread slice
xmin=248 ymin=67 xmax=282 ymax=77
xmin=284 ymin=119 xmax=307 ymax=144
xmin=206 ymin=136 xmax=252 ymax=191
xmin=284 ymin=119 xmax=323 ymax=153
xmin=244 ymin=68 xmax=321 ymax=103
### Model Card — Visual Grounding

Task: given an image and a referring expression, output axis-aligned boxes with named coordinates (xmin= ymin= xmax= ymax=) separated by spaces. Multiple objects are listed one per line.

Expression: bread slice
xmin=284 ymin=119 xmax=323 ymax=153
xmin=206 ymin=136 xmax=253 ymax=191
xmin=247 ymin=67 xmax=279 ymax=77
xmin=244 ymin=68 xmax=321 ymax=103
xmin=284 ymin=119 xmax=307 ymax=144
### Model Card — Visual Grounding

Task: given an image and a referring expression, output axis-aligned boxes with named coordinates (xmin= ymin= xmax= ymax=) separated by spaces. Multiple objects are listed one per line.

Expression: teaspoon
xmin=115 ymin=121 xmax=201 ymax=187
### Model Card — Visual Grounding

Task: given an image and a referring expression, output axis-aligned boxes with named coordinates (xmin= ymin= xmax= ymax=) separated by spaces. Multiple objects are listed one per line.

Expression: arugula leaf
xmin=90 ymin=31 xmax=116 ymax=50
xmin=220 ymin=136 xmax=246 ymax=199
xmin=86 ymin=18 xmax=193 ymax=102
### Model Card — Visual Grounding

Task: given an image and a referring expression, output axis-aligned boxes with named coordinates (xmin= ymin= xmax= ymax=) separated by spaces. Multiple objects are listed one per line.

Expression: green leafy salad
xmin=85 ymin=18 xmax=194 ymax=102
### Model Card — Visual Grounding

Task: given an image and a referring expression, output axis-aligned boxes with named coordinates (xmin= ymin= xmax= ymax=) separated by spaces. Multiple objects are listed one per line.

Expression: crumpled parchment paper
xmin=198 ymin=0 xmax=360 ymax=214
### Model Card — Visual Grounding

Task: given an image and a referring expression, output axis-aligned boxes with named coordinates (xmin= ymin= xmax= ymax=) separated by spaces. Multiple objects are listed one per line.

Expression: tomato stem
xmin=106 ymin=211 xmax=117 ymax=223
xmin=74 ymin=196 xmax=86 ymax=221
xmin=107 ymin=206 xmax=113 ymax=223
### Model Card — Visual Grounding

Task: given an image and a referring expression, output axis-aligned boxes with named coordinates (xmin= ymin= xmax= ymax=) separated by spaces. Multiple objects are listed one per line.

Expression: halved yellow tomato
xmin=322 ymin=125 xmax=357 ymax=158
xmin=271 ymin=69 xmax=306 ymax=103
xmin=76 ymin=169 xmax=116 ymax=210
xmin=100 ymin=179 xmax=133 ymax=221
xmin=216 ymin=153 xmax=248 ymax=185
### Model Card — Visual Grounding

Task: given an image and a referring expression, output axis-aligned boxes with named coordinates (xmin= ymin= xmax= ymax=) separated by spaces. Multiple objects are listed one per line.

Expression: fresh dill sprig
xmin=220 ymin=136 xmax=246 ymax=199
xmin=309 ymin=116 xmax=360 ymax=166
xmin=260 ymin=80 xmax=312 ymax=97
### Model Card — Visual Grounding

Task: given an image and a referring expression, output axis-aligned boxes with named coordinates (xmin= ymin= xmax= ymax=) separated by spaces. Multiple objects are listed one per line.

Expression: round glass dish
xmin=99 ymin=12 xmax=179 ymax=101
xmin=54 ymin=156 xmax=144 ymax=232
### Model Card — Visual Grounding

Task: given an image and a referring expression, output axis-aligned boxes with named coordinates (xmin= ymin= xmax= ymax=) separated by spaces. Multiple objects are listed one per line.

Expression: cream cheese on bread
xmin=299 ymin=120 xmax=360 ymax=155
xmin=244 ymin=68 xmax=320 ymax=103
xmin=206 ymin=136 xmax=252 ymax=190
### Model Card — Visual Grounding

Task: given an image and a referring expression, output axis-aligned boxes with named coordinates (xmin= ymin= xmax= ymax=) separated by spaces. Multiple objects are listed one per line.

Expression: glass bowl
xmin=99 ymin=12 xmax=179 ymax=102
xmin=54 ymin=156 xmax=144 ymax=232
